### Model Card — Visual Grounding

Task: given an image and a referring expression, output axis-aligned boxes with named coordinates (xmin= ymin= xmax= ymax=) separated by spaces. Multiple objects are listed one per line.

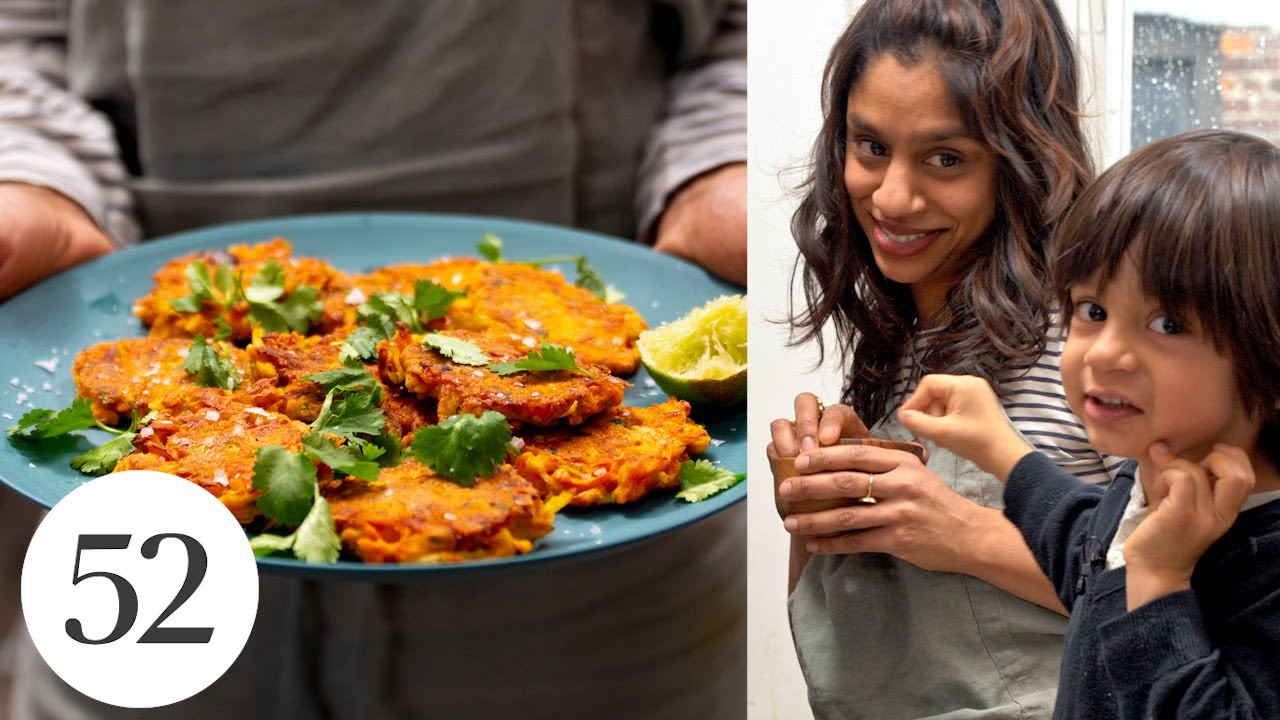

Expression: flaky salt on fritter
xmin=72 ymin=336 xmax=249 ymax=426
xmin=378 ymin=328 xmax=627 ymax=427
xmin=133 ymin=237 xmax=351 ymax=341
xmin=513 ymin=399 xmax=711 ymax=506
xmin=442 ymin=262 xmax=648 ymax=374
xmin=246 ymin=331 xmax=435 ymax=437
xmin=114 ymin=388 xmax=316 ymax=524
xmin=326 ymin=459 xmax=566 ymax=563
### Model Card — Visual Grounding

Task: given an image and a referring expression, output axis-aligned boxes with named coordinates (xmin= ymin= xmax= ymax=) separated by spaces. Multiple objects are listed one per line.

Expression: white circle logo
xmin=20 ymin=470 xmax=259 ymax=708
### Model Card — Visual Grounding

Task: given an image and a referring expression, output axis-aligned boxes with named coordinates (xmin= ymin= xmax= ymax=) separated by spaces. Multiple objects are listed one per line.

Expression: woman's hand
xmin=769 ymin=392 xmax=869 ymax=519
xmin=769 ymin=390 xmax=1064 ymax=610
xmin=1125 ymin=442 xmax=1255 ymax=610
xmin=769 ymin=393 xmax=872 ymax=594
xmin=898 ymin=373 xmax=1033 ymax=481
xmin=776 ymin=441 xmax=986 ymax=574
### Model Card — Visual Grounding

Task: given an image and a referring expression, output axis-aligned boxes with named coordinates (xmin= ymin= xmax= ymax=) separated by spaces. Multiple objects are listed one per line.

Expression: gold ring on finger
xmin=816 ymin=399 xmax=826 ymax=415
xmin=859 ymin=473 xmax=878 ymax=505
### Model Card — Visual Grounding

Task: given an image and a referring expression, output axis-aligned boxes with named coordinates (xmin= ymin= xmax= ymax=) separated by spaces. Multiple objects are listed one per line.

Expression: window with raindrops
xmin=1132 ymin=2 xmax=1280 ymax=149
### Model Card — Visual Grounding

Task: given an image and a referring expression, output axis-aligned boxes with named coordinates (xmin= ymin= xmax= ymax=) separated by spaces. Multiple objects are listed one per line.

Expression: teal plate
xmin=0 ymin=213 xmax=745 ymax=579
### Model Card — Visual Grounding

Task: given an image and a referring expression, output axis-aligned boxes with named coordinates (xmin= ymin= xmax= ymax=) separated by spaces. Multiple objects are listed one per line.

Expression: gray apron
xmin=790 ymin=415 xmax=1066 ymax=720
xmin=0 ymin=487 xmax=42 ymax=714
xmin=9 ymin=504 xmax=745 ymax=720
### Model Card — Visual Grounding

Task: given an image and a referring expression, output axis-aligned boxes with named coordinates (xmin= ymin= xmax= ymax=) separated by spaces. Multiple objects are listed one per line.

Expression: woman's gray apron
xmin=790 ymin=415 xmax=1066 ymax=720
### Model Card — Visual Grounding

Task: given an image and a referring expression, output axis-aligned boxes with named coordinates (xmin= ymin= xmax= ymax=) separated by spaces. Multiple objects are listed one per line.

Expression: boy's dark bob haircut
xmin=1052 ymin=129 xmax=1280 ymax=462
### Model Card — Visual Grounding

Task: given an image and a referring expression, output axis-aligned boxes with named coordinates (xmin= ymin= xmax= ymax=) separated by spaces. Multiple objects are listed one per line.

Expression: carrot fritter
xmin=379 ymin=384 xmax=437 ymax=441
xmin=326 ymin=459 xmax=564 ymax=563
xmin=442 ymin=262 xmax=647 ymax=374
xmin=72 ymin=336 xmax=249 ymax=426
xmin=357 ymin=258 xmax=485 ymax=295
xmin=513 ymin=399 xmax=711 ymax=506
xmin=246 ymin=332 xmax=345 ymax=422
xmin=378 ymin=328 xmax=627 ymax=426
xmin=246 ymin=331 xmax=436 ymax=435
xmin=133 ymin=238 xmax=349 ymax=341
xmin=114 ymin=388 xmax=314 ymax=524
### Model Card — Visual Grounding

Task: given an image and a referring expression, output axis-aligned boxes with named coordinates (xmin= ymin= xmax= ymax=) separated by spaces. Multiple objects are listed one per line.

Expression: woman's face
xmin=844 ymin=55 xmax=998 ymax=319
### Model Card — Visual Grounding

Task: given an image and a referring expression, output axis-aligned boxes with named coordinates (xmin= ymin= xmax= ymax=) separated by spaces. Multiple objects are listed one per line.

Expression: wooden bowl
xmin=771 ymin=438 xmax=926 ymax=515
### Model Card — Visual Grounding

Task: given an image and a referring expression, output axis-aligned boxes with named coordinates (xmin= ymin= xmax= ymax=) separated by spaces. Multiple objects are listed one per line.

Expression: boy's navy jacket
xmin=1005 ymin=452 xmax=1280 ymax=720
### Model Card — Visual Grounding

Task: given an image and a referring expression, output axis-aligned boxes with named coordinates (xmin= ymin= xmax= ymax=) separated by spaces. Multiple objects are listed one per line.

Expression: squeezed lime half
xmin=637 ymin=295 xmax=747 ymax=408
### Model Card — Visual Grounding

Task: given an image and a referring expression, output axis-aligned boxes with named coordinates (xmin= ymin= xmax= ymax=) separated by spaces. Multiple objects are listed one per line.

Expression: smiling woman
xmin=766 ymin=0 xmax=1122 ymax=718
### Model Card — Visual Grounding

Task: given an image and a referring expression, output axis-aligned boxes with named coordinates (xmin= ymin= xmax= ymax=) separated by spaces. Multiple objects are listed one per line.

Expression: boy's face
xmin=1060 ymin=259 xmax=1260 ymax=463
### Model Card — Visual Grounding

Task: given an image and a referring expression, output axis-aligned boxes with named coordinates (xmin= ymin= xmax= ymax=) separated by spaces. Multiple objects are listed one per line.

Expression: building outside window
xmin=1126 ymin=2 xmax=1280 ymax=151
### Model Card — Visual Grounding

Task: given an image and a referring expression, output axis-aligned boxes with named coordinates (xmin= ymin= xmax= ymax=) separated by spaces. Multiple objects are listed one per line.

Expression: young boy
xmin=898 ymin=130 xmax=1280 ymax=719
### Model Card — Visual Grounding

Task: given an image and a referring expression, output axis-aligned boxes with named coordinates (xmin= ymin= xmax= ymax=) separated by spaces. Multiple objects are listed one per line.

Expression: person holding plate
xmin=768 ymin=0 xmax=1120 ymax=717
xmin=0 ymin=2 xmax=745 ymax=719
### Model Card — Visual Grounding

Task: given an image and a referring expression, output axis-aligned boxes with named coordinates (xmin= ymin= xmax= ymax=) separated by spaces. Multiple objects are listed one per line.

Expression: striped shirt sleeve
xmin=0 ymin=0 xmax=138 ymax=246
xmin=635 ymin=0 xmax=746 ymax=241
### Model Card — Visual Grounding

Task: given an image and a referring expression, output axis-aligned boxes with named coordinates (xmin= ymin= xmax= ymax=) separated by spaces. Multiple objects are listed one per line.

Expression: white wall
xmin=746 ymin=2 xmax=856 ymax=718
xmin=745 ymin=3 xmax=1113 ymax=718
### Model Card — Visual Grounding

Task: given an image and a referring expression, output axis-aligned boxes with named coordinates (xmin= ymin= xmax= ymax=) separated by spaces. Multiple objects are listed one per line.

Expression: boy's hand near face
xmin=898 ymin=374 xmax=1034 ymax=481
xmin=1124 ymin=443 xmax=1256 ymax=610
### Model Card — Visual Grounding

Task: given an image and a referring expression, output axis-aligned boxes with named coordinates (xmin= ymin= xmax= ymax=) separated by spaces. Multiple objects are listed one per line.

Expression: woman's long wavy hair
xmin=789 ymin=0 xmax=1093 ymax=425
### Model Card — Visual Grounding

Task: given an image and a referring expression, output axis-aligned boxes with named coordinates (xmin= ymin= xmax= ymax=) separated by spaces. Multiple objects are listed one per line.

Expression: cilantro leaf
xmin=170 ymin=261 xmax=241 ymax=314
xmin=182 ymin=261 xmax=215 ymax=302
xmin=412 ymin=279 xmax=465 ymax=322
xmin=361 ymin=292 xmax=421 ymax=331
xmin=310 ymin=391 xmax=386 ymax=443
xmin=71 ymin=432 xmax=137 ymax=475
xmin=248 ymin=493 xmax=342 ymax=563
xmin=338 ymin=281 xmax=464 ymax=364
xmin=410 ymin=411 xmax=512 ymax=486
xmin=571 ymin=257 xmax=625 ymax=303
xmin=212 ymin=263 xmax=239 ymax=303
xmin=7 ymin=397 xmax=98 ymax=439
xmin=304 ymin=368 xmax=379 ymax=396
xmin=248 ymin=284 xmax=322 ymax=335
xmin=477 ymin=233 xmax=504 ymax=261
xmin=340 ymin=322 xmax=393 ymax=365
xmin=244 ymin=260 xmax=286 ymax=304
xmin=364 ymin=429 xmax=404 ymax=468
xmin=675 ymin=459 xmax=745 ymax=502
xmin=248 ymin=532 xmax=295 ymax=558
xmin=6 ymin=408 xmax=57 ymax=437
xmin=357 ymin=281 xmax=462 ymax=333
xmin=487 ymin=343 xmax=588 ymax=376
xmin=302 ymin=433 xmax=380 ymax=482
xmin=422 ymin=333 xmax=490 ymax=366
xmin=575 ymin=257 xmax=608 ymax=299
xmin=242 ymin=260 xmax=322 ymax=334
xmin=213 ymin=317 xmax=235 ymax=340
xmin=169 ymin=293 xmax=204 ymax=313
xmin=182 ymin=335 xmax=242 ymax=390
xmin=251 ymin=445 xmax=317 ymax=526
xmin=292 ymin=494 xmax=342 ymax=563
